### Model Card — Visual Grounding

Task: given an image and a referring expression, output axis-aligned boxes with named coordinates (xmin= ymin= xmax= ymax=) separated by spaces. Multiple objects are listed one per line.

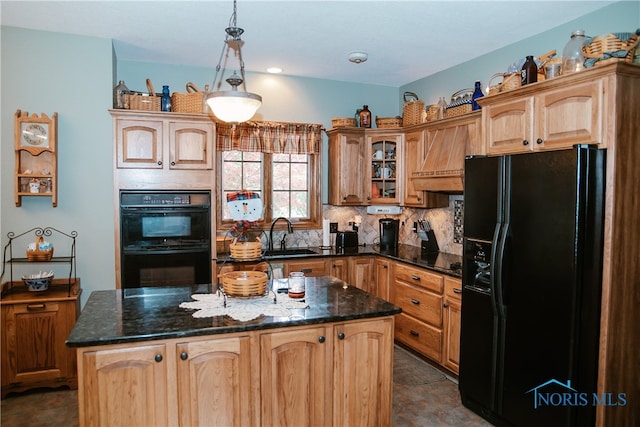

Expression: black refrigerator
xmin=459 ymin=145 xmax=605 ymax=427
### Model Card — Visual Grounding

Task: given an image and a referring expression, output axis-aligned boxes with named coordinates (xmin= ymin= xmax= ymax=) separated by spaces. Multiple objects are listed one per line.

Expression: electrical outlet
xmin=330 ymin=222 xmax=338 ymax=233
xmin=413 ymin=222 xmax=418 ymax=233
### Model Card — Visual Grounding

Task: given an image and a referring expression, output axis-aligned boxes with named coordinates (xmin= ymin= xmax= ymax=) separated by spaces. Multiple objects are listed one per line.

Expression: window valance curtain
xmin=216 ymin=121 xmax=323 ymax=154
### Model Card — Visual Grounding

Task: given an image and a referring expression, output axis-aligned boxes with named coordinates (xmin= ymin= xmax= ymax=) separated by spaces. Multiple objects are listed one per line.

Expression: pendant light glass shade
xmin=207 ymin=0 xmax=262 ymax=123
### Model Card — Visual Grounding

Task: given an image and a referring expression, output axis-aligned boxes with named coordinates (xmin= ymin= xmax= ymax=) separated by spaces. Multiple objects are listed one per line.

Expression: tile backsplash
xmin=255 ymin=196 xmax=463 ymax=256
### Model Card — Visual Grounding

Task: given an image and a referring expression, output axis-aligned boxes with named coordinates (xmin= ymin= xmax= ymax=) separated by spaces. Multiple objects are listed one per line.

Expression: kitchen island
xmin=67 ymin=277 xmax=401 ymax=427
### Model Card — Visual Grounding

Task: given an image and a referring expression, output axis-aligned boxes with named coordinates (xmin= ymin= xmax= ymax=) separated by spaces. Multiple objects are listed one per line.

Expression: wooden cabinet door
xmin=168 ymin=121 xmax=214 ymax=170
xmin=1 ymin=300 xmax=76 ymax=389
xmin=333 ymin=318 xmax=394 ymax=427
xmin=327 ymin=257 xmax=349 ymax=282
xmin=79 ymin=343 xmax=169 ymax=427
xmin=443 ymin=277 xmax=462 ymax=374
xmin=484 ymin=96 xmax=534 ymax=155
xmin=402 ymin=129 xmax=428 ymax=207
xmin=535 ymin=79 xmax=604 ymax=149
xmin=283 ymin=259 xmax=327 ymax=277
xmin=116 ymin=119 xmax=164 ymax=168
xmin=328 ymin=130 xmax=368 ymax=205
xmin=349 ymin=256 xmax=374 ymax=294
xmin=176 ymin=336 xmax=253 ymax=427
xmin=374 ymin=257 xmax=392 ymax=301
xmin=260 ymin=326 xmax=331 ymax=427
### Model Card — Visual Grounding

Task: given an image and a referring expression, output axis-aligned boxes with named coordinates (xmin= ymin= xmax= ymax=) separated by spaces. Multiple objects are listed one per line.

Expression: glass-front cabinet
xmin=367 ymin=132 xmax=402 ymax=205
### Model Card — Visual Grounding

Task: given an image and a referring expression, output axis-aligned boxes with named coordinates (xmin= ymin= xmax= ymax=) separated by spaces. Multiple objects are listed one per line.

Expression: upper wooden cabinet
xmin=327 ymin=128 xmax=368 ymax=206
xmin=480 ymin=72 xmax=606 ymax=155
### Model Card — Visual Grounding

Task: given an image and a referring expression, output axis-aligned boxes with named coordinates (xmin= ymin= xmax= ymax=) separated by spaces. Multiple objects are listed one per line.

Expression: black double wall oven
xmin=120 ymin=190 xmax=212 ymax=288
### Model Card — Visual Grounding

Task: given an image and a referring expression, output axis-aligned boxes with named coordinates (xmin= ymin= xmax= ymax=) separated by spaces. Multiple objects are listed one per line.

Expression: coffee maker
xmin=379 ymin=218 xmax=399 ymax=251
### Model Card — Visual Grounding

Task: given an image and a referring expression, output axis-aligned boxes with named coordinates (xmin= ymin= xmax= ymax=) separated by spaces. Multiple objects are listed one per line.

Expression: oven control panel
xmin=120 ymin=190 xmax=210 ymax=207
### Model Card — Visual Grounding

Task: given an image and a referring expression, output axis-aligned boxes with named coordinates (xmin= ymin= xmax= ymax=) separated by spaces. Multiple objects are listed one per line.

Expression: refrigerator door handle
xmin=489 ymin=222 xmax=502 ymax=316
xmin=495 ymin=221 xmax=509 ymax=317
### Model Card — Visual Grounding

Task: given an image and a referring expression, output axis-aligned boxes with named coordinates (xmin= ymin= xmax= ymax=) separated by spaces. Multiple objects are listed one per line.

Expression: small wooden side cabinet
xmin=1 ymin=279 xmax=81 ymax=398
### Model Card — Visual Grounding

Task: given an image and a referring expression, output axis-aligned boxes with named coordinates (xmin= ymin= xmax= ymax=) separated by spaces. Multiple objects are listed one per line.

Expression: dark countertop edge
xmin=217 ymin=243 xmax=462 ymax=278
xmin=66 ymin=308 xmax=401 ymax=348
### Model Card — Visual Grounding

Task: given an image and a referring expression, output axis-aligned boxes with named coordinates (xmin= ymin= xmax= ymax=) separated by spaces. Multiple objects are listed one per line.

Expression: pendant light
xmin=206 ymin=0 xmax=262 ymax=123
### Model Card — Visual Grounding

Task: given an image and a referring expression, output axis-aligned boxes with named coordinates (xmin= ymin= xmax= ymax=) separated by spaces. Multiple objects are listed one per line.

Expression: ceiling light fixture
xmin=206 ymin=0 xmax=262 ymax=123
xmin=266 ymin=67 xmax=283 ymax=74
xmin=348 ymin=52 xmax=368 ymax=64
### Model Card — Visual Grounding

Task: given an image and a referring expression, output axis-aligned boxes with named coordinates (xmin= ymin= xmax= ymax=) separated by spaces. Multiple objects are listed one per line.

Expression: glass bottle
xmin=288 ymin=272 xmax=305 ymax=298
xmin=562 ymin=29 xmax=586 ymax=75
xmin=359 ymin=105 xmax=372 ymax=128
xmin=202 ymin=84 xmax=210 ymax=113
xmin=521 ymin=56 xmax=538 ymax=85
xmin=471 ymin=81 xmax=484 ymax=110
xmin=161 ymin=85 xmax=172 ymax=112
xmin=113 ymin=80 xmax=129 ymax=109
xmin=437 ymin=97 xmax=447 ymax=119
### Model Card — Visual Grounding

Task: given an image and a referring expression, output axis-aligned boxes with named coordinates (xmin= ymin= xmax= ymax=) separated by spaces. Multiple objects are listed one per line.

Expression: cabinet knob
xmin=417 ymin=197 xmax=421 ymax=202
xmin=155 ymin=354 xmax=163 ymax=363
xmin=318 ymin=336 xmax=326 ymax=343
xmin=157 ymin=161 xmax=163 ymax=166
xmin=410 ymin=298 xmax=420 ymax=305
xmin=536 ymin=138 xmax=544 ymax=145
xmin=170 ymin=161 xmax=176 ymax=166
xmin=523 ymin=140 xmax=529 ymax=146
xmin=343 ymin=197 xmax=347 ymax=201
xmin=337 ymin=332 xmax=345 ymax=340
xmin=443 ymin=303 xmax=449 ymax=308
xmin=411 ymin=274 xmax=420 ymax=281
xmin=383 ymin=265 xmax=388 ymax=269
xmin=180 ymin=352 xmax=188 ymax=360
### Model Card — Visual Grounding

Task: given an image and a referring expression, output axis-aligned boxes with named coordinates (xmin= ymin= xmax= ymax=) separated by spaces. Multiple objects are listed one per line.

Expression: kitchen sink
xmin=263 ymin=248 xmax=318 ymax=258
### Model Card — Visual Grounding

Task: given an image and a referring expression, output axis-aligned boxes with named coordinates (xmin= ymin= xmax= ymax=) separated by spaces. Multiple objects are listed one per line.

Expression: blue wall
xmin=1 ymin=1 xmax=637 ymax=305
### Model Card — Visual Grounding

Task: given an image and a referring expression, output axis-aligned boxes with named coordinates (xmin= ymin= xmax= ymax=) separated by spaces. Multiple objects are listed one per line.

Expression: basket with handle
xmin=220 ymin=271 xmax=268 ymax=297
xmin=128 ymin=78 xmax=161 ymax=111
xmin=331 ymin=117 xmax=357 ymax=128
xmin=26 ymin=236 xmax=54 ymax=261
xmin=229 ymin=238 xmax=262 ymax=260
xmin=402 ymin=92 xmax=425 ymax=126
xmin=445 ymin=88 xmax=473 ymax=118
xmin=171 ymin=82 xmax=204 ymax=113
xmin=375 ymin=116 xmax=403 ymax=128
xmin=500 ymin=72 xmax=521 ymax=92
xmin=582 ymin=31 xmax=640 ymax=68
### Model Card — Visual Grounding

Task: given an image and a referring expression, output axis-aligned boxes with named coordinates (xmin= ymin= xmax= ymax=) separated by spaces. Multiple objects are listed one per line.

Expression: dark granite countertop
xmin=66 ymin=277 xmax=401 ymax=348
xmin=218 ymin=243 xmax=462 ymax=278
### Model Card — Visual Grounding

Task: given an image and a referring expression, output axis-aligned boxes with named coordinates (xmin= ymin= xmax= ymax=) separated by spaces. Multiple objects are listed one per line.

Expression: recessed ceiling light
xmin=266 ymin=67 xmax=283 ymax=74
xmin=348 ymin=52 xmax=368 ymax=64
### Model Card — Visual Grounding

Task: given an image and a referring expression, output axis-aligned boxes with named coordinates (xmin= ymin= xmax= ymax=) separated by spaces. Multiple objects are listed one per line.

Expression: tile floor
xmin=1 ymin=345 xmax=491 ymax=427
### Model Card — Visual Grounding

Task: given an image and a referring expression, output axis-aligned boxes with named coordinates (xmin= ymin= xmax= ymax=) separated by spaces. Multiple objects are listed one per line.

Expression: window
xmin=219 ymin=150 xmax=321 ymax=230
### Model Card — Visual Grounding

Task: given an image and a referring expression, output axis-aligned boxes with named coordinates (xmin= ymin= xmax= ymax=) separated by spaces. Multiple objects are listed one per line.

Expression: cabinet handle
xmin=409 ymin=330 xmax=420 ymax=337
xmin=170 ymin=161 xmax=176 ymax=166
xmin=337 ymin=332 xmax=345 ymax=340
xmin=417 ymin=197 xmax=421 ymax=202
xmin=301 ymin=268 xmax=312 ymax=274
xmin=411 ymin=274 xmax=420 ymax=281
xmin=453 ymin=288 xmax=462 ymax=294
xmin=343 ymin=196 xmax=347 ymax=201
xmin=157 ymin=161 xmax=163 ymax=166
xmin=410 ymin=298 xmax=420 ymax=305
xmin=155 ymin=354 xmax=163 ymax=363
xmin=180 ymin=352 xmax=188 ymax=360
xmin=26 ymin=303 xmax=46 ymax=311
xmin=536 ymin=138 xmax=544 ymax=145
xmin=522 ymin=140 xmax=529 ymax=146
xmin=443 ymin=303 xmax=449 ymax=308
xmin=318 ymin=336 xmax=326 ymax=343
xmin=383 ymin=265 xmax=388 ymax=269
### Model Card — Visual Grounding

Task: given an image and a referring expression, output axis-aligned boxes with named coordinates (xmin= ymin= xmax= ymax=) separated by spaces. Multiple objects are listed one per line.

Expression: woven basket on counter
xmin=582 ymin=31 xmax=640 ymax=67
xmin=171 ymin=82 xmax=204 ymax=113
xmin=331 ymin=117 xmax=357 ymax=128
xmin=375 ymin=116 xmax=403 ymax=128
xmin=128 ymin=78 xmax=161 ymax=111
xmin=26 ymin=236 xmax=53 ymax=261
xmin=445 ymin=88 xmax=473 ymax=118
xmin=229 ymin=239 xmax=262 ymax=261
xmin=402 ymin=92 xmax=425 ymax=126
xmin=220 ymin=271 xmax=268 ymax=297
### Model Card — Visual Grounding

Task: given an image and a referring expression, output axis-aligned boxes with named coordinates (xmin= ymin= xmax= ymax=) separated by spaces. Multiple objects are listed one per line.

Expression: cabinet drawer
xmin=283 ymin=260 xmax=326 ymax=277
xmin=395 ymin=263 xmax=443 ymax=293
xmin=444 ymin=277 xmax=462 ymax=301
xmin=394 ymin=281 xmax=442 ymax=327
xmin=395 ymin=313 xmax=442 ymax=363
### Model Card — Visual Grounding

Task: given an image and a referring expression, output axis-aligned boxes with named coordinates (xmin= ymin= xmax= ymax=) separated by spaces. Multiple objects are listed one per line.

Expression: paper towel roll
xmin=322 ymin=219 xmax=331 ymax=247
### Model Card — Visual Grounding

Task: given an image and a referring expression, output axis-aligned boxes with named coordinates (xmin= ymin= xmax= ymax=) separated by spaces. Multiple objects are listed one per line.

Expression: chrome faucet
xmin=269 ymin=217 xmax=293 ymax=251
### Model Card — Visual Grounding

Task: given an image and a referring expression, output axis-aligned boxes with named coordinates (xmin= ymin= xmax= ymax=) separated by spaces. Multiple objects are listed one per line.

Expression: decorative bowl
xmin=22 ymin=272 xmax=54 ymax=292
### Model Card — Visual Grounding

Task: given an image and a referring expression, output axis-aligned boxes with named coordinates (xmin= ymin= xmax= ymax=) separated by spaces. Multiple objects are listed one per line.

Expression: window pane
xmin=243 ymin=151 xmax=262 ymax=162
xmin=222 ymin=151 xmax=242 ymax=161
xmin=290 ymin=163 xmax=308 ymax=190
xmin=272 ymin=162 xmax=290 ymax=190
xmin=272 ymin=153 xmax=289 ymax=162
xmin=290 ymin=191 xmax=308 ymax=218
xmin=221 ymin=151 xmax=263 ymax=220
xmin=222 ymin=161 xmax=242 ymax=190
xmin=290 ymin=154 xmax=307 ymax=163
xmin=272 ymin=191 xmax=290 ymax=217
xmin=243 ymin=162 xmax=263 ymax=190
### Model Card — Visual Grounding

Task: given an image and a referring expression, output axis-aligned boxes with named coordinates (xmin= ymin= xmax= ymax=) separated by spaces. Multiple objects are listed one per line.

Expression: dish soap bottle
xmin=521 ymin=56 xmax=538 ymax=85
xmin=359 ymin=105 xmax=372 ymax=128
xmin=471 ymin=81 xmax=484 ymax=110
xmin=161 ymin=85 xmax=172 ymax=112
xmin=562 ymin=29 xmax=586 ymax=74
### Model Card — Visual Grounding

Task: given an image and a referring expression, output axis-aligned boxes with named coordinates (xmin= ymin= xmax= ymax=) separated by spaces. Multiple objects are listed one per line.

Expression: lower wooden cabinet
xmin=442 ymin=277 xmax=462 ymax=374
xmin=76 ymin=318 xmax=394 ymax=427
xmin=349 ymin=256 xmax=374 ymax=294
xmin=374 ymin=257 xmax=392 ymax=301
xmin=1 ymin=280 xmax=81 ymax=398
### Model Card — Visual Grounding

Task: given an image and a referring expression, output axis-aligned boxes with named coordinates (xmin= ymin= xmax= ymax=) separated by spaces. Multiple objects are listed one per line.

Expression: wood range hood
xmin=411 ymin=114 xmax=480 ymax=193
